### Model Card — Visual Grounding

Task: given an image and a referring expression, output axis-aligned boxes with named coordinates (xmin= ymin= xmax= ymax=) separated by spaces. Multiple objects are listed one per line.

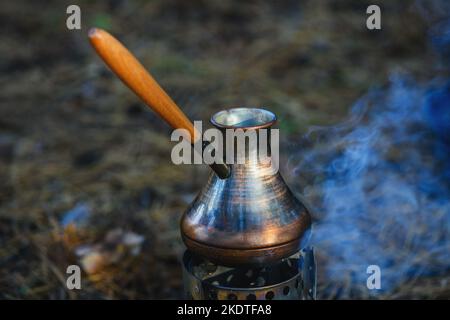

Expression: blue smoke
xmin=288 ymin=3 xmax=450 ymax=297
xmin=291 ymin=74 xmax=450 ymax=297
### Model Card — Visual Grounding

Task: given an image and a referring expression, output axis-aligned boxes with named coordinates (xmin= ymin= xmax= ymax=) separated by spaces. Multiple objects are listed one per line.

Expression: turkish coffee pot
xmin=89 ymin=28 xmax=315 ymax=300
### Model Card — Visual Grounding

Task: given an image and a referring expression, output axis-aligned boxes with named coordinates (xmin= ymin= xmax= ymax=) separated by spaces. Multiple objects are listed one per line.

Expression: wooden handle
xmin=88 ymin=28 xmax=198 ymax=142
xmin=88 ymin=28 xmax=231 ymax=179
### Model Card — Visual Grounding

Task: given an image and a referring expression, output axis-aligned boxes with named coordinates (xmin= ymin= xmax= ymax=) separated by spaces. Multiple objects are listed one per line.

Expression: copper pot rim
xmin=210 ymin=107 xmax=277 ymax=130
xmin=183 ymin=234 xmax=306 ymax=251
xmin=182 ymin=234 xmax=304 ymax=266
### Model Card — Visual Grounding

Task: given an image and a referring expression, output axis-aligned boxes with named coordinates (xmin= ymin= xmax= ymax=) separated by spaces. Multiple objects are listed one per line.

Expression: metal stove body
xmin=183 ymin=249 xmax=316 ymax=300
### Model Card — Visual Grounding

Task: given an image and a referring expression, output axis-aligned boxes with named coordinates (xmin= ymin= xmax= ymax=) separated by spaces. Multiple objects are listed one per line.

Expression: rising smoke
xmin=290 ymin=2 xmax=450 ymax=298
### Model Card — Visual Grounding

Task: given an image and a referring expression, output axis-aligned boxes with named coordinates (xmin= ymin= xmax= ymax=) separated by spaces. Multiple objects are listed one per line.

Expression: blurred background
xmin=0 ymin=0 xmax=449 ymax=299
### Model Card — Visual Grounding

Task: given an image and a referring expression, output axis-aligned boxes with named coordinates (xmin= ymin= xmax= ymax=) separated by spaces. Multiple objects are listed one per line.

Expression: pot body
xmin=180 ymin=108 xmax=312 ymax=266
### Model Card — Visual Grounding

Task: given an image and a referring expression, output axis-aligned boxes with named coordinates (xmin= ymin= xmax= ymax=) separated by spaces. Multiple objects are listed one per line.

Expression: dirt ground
xmin=0 ymin=0 xmax=447 ymax=299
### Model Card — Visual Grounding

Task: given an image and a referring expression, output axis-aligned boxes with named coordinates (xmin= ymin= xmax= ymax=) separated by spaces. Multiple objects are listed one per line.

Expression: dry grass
xmin=0 ymin=0 xmax=446 ymax=299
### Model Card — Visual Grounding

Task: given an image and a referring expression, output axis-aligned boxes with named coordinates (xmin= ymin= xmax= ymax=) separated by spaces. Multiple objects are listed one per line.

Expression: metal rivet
xmin=228 ymin=293 xmax=237 ymax=300
xmin=265 ymin=291 xmax=275 ymax=300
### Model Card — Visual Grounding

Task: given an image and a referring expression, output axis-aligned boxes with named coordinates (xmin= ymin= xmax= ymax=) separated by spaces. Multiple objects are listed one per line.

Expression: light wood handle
xmin=88 ymin=28 xmax=230 ymax=179
xmin=88 ymin=28 xmax=198 ymax=142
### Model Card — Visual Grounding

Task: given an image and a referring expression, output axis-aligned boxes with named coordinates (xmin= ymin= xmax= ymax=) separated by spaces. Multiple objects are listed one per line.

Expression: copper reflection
xmin=181 ymin=108 xmax=312 ymax=266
